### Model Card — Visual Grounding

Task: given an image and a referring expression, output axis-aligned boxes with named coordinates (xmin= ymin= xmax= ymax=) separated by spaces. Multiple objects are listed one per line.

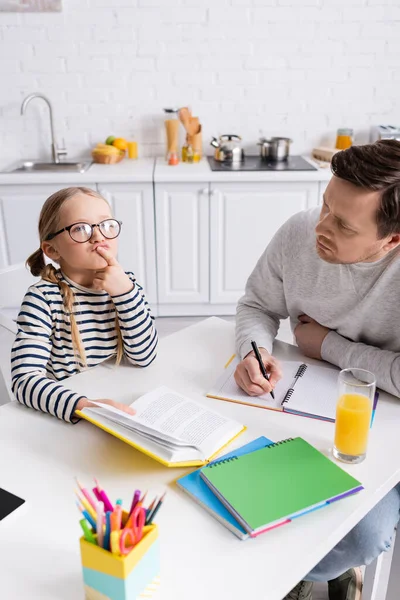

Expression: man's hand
xmin=234 ymin=348 xmax=282 ymax=396
xmin=93 ymin=247 xmax=133 ymax=296
xmin=74 ymin=397 xmax=136 ymax=416
xmin=294 ymin=314 xmax=331 ymax=360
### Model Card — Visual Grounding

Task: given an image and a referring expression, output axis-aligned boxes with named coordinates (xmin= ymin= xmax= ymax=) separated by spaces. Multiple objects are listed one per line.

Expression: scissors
xmin=119 ymin=505 xmax=145 ymax=556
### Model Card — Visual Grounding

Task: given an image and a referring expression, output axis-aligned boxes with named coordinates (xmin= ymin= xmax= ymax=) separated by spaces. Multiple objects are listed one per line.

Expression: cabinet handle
xmin=200 ymin=187 xmax=209 ymax=196
xmin=210 ymin=189 xmax=217 ymax=197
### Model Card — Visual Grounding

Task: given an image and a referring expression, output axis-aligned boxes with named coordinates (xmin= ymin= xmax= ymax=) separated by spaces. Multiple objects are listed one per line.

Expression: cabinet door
xmin=210 ymin=181 xmax=319 ymax=304
xmin=0 ymin=184 xmax=96 ymax=267
xmin=155 ymin=183 xmax=209 ymax=304
xmin=97 ymin=184 xmax=157 ymax=305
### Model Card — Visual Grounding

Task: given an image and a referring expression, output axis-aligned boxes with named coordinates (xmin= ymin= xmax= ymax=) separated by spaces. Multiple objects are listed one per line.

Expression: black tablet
xmin=0 ymin=488 xmax=25 ymax=521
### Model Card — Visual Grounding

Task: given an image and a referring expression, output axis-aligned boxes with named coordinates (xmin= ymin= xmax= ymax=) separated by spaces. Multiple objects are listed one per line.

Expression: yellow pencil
xmin=75 ymin=490 xmax=97 ymax=521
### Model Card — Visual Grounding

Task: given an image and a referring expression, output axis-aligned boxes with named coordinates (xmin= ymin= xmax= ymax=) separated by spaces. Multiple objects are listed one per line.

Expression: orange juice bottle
xmin=334 ymin=393 xmax=372 ymax=458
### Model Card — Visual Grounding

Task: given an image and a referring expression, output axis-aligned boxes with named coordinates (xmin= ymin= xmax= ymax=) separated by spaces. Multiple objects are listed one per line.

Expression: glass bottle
xmin=335 ymin=128 xmax=353 ymax=150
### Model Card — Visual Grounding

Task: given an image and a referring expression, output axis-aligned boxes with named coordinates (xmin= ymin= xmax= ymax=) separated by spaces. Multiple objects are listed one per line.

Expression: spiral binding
xmin=264 ymin=437 xmax=293 ymax=448
xmin=208 ymin=456 xmax=238 ymax=469
xmin=282 ymin=389 xmax=294 ymax=404
xmin=296 ymin=364 xmax=307 ymax=377
xmin=208 ymin=439 xmax=294 ymax=467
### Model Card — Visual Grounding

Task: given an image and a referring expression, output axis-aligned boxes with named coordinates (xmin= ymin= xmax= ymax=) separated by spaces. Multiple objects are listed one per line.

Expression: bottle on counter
xmin=164 ymin=108 xmax=180 ymax=164
xmin=335 ymin=128 xmax=353 ymax=150
xmin=127 ymin=140 xmax=138 ymax=159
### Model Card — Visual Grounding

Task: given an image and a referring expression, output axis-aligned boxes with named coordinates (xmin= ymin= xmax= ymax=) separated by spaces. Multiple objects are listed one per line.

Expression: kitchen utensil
xmin=258 ymin=137 xmax=292 ymax=162
xmin=210 ymin=134 xmax=244 ymax=163
xmin=312 ymin=147 xmax=338 ymax=163
xmin=370 ymin=125 xmax=400 ymax=142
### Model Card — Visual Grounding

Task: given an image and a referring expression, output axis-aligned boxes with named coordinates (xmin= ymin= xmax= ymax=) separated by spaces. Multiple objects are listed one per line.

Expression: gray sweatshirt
xmin=236 ymin=207 xmax=400 ymax=398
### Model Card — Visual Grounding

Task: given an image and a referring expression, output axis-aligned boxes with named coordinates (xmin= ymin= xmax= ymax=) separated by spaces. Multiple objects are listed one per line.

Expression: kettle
xmin=210 ymin=134 xmax=244 ymax=163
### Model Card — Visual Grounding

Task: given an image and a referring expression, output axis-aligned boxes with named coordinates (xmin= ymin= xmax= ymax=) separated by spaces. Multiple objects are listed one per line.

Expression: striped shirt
xmin=11 ymin=272 xmax=158 ymax=423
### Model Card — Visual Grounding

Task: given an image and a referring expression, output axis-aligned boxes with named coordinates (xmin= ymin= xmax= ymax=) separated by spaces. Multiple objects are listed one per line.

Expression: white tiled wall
xmin=0 ymin=0 xmax=398 ymax=167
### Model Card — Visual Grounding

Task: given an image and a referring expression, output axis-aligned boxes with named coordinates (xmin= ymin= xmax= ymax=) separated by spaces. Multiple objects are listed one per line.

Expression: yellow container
xmin=127 ymin=141 xmax=138 ymax=159
xmin=80 ymin=523 xmax=160 ymax=600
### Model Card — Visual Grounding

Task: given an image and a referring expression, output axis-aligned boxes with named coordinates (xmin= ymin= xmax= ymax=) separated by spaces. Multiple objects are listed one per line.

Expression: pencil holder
xmin=80 ymin=522 xmax=160 ymax=600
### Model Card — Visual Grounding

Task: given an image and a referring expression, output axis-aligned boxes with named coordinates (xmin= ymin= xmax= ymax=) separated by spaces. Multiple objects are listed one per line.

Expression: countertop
xmin=0 ymin=156 xmax=332 ymax=185
xmin=0 ymin=158 xmax=155 ymax=185
xmin=154 ymin=156 xmax=332 ymax=183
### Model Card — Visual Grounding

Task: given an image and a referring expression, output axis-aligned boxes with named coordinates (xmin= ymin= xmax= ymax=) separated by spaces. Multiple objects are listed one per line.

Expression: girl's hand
xmin=93 ymin=247 xmax=134 ymax=296
xmin=74 ymin=397 xmax=136 ymax=416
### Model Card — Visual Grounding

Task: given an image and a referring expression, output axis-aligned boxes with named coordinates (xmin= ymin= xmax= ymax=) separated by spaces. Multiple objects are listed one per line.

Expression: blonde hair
xmin=26 ymin=186 xmax=124 ymax=369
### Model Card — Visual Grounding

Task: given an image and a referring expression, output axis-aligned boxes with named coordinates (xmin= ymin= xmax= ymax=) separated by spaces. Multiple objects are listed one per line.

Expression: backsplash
xmin=0 ymin=0 xmax=398 ymax=167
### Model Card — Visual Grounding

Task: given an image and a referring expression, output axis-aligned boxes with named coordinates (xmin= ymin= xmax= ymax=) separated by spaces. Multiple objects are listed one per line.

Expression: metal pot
xmin=258 ymin=137 xmax=292 ymax=162
xmin=210 ymin=134 xmax=244 ymax=163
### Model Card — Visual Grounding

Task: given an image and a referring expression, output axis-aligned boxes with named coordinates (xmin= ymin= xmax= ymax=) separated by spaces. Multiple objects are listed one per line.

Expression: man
xmin=234 ymin=140 xmax=400 ymax=600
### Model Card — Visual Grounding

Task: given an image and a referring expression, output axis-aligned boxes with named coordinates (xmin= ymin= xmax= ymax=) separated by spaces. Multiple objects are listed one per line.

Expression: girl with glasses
xmin=11 ymin=186 xmax=158 ymax=422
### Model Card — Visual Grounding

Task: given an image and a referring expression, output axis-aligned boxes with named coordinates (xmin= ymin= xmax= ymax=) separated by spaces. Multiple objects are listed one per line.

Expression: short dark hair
xmin=331 ymin=139 xmax=400 ymax=238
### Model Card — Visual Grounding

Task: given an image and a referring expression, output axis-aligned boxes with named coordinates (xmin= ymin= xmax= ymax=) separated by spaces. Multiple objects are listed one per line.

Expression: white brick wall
xmin=0 ymin=0 xmax=398 ymax=167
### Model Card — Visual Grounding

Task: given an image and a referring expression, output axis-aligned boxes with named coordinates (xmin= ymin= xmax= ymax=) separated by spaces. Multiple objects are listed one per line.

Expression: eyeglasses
xmin=45 ymin=219 xmax=122 ymax=243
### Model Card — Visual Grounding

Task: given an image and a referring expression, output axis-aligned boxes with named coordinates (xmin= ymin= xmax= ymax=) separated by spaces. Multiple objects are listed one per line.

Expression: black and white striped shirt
xmin=11 ymin=272 xmax=158 ymax=423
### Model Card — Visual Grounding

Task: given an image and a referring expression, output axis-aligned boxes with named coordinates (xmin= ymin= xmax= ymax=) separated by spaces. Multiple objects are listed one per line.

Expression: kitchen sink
xmin=8 ymin=161 xmax=92 ymax=173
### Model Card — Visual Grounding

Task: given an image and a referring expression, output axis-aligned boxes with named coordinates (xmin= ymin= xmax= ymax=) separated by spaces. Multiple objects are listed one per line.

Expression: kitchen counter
xmin=0 ymin=156 xmax=332 ymax=185
xmin=154 ymin=156 xmax=332 ymax=183
xmin=0 ymin=158 xmax=155 ymax=185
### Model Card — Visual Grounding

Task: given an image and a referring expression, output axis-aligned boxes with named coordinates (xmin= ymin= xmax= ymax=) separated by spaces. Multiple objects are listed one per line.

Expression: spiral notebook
xmin=200 ymin=437 xmax=364 ymax=537
xmin=207 ymin=357 xmax=379 ymax=423
xmin=176 ymin=436 xmax=274 ymax=540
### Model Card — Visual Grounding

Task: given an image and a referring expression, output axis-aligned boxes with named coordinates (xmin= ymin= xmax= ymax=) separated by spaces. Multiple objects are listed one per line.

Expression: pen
xmin=128 ymin=489 xmax=141 ymax=516
xmin=113 ymin=499 xmax=123 ymax=530
xmin=103 ymin=511 xmax=111 ymax=551
xmin=94 ymin=478 xmax=114 ymax=513
xmin=80 ymin=518 xmax=97 ymax=544
xmin=251 ymin=340 xmax=275 ymax=400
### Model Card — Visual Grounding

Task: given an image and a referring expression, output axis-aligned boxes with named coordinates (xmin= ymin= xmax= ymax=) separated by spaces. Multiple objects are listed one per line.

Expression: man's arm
xmin=322 ymin=331 xmax=400 ymax=398
xmin=236 ymin=224 xmax=290 ymax=359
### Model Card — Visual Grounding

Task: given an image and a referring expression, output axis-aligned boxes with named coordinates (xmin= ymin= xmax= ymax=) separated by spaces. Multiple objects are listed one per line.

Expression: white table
xmin=1 ymin=317 xmax=399 ymax=600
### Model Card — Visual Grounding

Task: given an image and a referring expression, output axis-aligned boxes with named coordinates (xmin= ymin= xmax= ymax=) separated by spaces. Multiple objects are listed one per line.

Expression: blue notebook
xmin=176 ymin=436 xmax=273 ymax=539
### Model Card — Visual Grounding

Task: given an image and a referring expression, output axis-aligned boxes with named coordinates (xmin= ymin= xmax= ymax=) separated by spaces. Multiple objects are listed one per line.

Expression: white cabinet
xmin=155 ymin=183 xmax=209 ymax=307
xmin=0 ymin=184 xmax=96 ymax=268
xmin=210 ymin=181 xmax=319 ymax=305
xmin=97 ymin=183 xmax=157 ymax=306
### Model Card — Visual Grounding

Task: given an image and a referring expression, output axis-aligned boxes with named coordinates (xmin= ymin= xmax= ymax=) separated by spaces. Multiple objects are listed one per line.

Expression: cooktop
xmin=207 ymin=155 xmax=317 ymax=172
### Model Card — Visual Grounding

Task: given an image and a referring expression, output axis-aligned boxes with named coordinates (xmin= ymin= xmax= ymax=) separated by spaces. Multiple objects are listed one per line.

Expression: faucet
xmin=21 ymin=93 xmax=67 ymax=163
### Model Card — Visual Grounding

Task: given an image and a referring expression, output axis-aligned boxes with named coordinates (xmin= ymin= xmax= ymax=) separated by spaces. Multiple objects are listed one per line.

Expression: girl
xmin=11 ymin=186 xmax=158 ymax=423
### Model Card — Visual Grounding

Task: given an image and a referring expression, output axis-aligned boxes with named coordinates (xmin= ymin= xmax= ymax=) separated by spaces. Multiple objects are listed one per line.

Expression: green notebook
xmin=199 ymin=437 xmax=363 ymax=537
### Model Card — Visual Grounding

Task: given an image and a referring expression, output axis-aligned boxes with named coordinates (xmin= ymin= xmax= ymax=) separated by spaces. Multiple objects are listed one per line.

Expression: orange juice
xmin=334 ymin=393 xmax=372 ymax=456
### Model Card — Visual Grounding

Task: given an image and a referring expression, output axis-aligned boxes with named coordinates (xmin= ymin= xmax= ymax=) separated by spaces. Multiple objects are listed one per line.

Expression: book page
xmin=207 ymin=358 xmax=303 ymax=408
xmin=131 ymin=387 xmax=243 ymax=457
xmin=84 ymin=386 xmax=243 ymax=461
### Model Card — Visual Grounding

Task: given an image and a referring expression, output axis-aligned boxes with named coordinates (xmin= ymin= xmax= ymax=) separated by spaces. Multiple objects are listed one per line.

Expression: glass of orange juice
xmin=333 ymin=368 xmax=376 ymax=464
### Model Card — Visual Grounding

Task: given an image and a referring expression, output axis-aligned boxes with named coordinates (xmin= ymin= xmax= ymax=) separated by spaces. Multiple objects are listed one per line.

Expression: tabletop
xmin=1 ymin=317 xmax=399 ymax=600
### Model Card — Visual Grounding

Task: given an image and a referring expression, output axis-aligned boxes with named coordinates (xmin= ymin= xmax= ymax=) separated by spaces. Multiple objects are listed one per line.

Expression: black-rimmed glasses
xmin=45 ymin=219 xmax=122 ymax=243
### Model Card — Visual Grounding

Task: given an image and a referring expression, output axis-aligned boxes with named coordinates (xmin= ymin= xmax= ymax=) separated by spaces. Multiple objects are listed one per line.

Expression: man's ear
xmin=41 ymin=241 xmax=60 ymax=262
xmin=382 ymin=233 xmax=400 ymax=252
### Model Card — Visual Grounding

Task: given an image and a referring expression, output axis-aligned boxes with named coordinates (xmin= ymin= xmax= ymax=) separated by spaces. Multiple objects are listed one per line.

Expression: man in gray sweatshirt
xmin=235 ymin=140 xmax=400 ymax=600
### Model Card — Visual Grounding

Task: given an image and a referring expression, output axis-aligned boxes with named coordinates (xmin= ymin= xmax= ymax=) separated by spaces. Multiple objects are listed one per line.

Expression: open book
xmin=207 ymin=357 xmax=379 ymax=423
xmin=76 ymin=386 xmax=245 ymax=467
